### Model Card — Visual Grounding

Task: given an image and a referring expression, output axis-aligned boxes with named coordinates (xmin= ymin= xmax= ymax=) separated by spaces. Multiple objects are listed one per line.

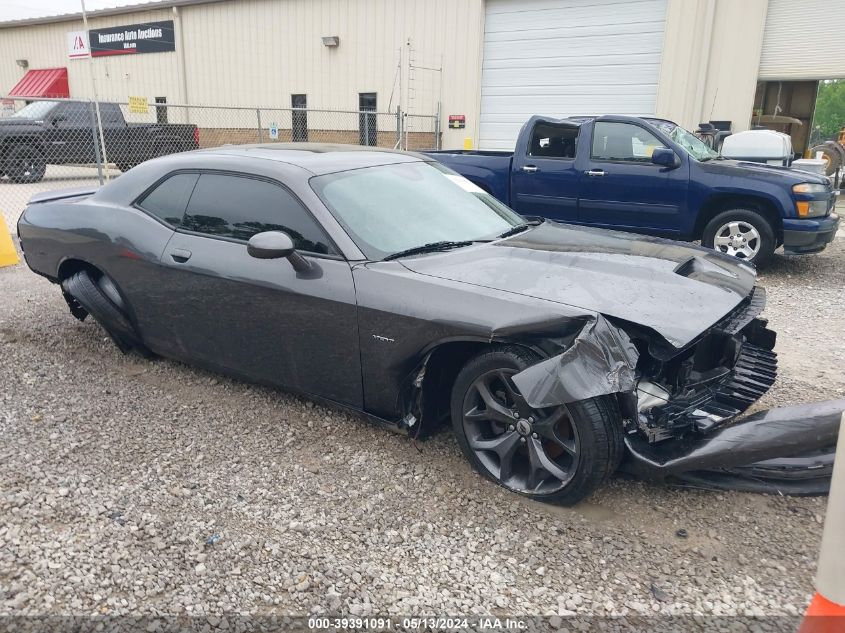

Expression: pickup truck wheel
xmin=451 ymin=346 xmax=622 ymax=505
xmin=61 ymin=270 xmax=151 ymax=356
xmin=702 ymin=209 xmax=775 ymax=266
xmin=5 ymin=145 xmax=46 ymax=183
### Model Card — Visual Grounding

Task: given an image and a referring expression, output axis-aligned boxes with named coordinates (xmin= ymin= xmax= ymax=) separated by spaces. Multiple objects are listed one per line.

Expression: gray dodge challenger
xmin=17 ymin=144 xmax=842 ymax=504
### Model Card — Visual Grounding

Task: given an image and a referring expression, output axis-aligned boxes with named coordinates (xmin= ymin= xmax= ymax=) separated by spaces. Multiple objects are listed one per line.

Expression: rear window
xmin=137 ymin=173 xmax=199 ymax=226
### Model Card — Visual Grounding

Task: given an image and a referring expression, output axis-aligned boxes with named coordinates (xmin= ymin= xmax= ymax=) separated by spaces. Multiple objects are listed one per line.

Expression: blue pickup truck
xmin=426 ymin=115 xmax=839 ymax=265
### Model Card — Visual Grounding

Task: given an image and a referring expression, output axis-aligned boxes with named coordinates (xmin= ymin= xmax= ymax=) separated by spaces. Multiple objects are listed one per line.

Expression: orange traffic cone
xmin=799 ymin=413 xmax=845 ymax=633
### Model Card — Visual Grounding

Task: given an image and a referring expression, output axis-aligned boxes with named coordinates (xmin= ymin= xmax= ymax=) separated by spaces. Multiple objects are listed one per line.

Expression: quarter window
xmin=137 ymin=172 xmax=199 ymax=226
xmin=591 ymin=121 xmax=665 ymax=163
xmin=183 ymin=173 xmax=335 ymax=255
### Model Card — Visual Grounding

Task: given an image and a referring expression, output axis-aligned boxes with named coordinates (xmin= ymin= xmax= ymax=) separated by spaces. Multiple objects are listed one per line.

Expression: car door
xmin=97 ymin=103 xmax=130 ymax=163
xmin=510 ymin=121 xmax=580 ymax=222
xmin=44 ymin=101 xmax=96 ymax=163
xmin=577 ymin=120 xmax=689 ymax=236
xmin=158 ymin=171 xmax=362 ymax=407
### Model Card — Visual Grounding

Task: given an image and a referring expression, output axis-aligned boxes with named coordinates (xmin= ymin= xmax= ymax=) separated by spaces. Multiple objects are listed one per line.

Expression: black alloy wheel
xmin=462 ymin=368 xmax=580 ymax=494
xmin=451 ymin=346 xmax=622 ymax=505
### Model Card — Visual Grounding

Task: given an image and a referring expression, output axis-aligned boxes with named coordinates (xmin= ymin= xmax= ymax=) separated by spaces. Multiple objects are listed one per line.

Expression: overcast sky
xmin=2 ymin=0 xmax=152 ymax=21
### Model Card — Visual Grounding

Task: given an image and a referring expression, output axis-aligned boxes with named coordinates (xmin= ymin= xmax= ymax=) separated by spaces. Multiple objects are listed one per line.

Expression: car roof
xmin=565 ymin=115 xmax=679 ymax=127
xmin=197 ymin=143 xmax=427 ymax=175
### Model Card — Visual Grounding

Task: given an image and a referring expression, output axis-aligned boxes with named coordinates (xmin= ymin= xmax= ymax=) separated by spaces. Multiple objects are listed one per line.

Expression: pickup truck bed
xmin=426 ymin=149 xmax=513 ymax=203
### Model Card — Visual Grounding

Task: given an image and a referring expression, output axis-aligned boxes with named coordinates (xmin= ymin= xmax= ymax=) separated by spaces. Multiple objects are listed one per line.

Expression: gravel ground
xmin=1 ymin=237 xmax=843 ymax=623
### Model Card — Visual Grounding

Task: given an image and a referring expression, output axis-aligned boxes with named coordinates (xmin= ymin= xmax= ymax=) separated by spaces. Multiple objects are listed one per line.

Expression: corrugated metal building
xmin=1 ymin=0 xmax=843 ymax=150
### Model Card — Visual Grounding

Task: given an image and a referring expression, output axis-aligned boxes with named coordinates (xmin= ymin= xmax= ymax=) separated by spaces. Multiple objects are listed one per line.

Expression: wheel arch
xmin=57 ymin=256 xmax=100 ymax=282
xmin=1 ymin=135 xmax=46 ymax=158
xmin=694 ymin=194 xmax=783 ymax=242
xmin=57 ymin=257 xmax=134 ymax=316
xmin=415 ymin=338 xmax=542 ymax=435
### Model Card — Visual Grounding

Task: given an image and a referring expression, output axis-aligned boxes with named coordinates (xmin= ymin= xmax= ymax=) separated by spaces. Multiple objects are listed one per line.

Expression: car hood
xmin=399 ymin=222 xmax=757 ymax=349
xmin=700 ymin=158 xmax=830 ymax=186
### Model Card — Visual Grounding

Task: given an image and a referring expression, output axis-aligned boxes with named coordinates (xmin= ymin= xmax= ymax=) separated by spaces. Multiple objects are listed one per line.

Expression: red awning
xmin=8 ymin=68 xmax=69 ymax=99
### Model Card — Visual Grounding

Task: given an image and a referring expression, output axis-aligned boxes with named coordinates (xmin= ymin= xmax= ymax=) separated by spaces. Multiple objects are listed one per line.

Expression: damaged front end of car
xmin=501 ymin=287 xmax=842 ymax=496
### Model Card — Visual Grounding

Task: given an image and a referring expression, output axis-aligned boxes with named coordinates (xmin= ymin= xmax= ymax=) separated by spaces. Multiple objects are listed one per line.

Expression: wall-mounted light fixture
xmin=16 ymin=59 xmax=28 ymax=69
xmin=321 ymin=36 xmax=339 ymax=47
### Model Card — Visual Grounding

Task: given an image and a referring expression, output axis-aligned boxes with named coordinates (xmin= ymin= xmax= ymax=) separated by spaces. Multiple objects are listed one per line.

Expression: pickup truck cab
xmin=426 ymin=115 xmax=839 ymax=265
xmin=1 ymin=100 xmax=199 ymax=184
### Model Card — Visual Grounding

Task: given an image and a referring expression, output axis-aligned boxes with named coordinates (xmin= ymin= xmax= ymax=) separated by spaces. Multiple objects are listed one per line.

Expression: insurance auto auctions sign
xmin=88 ymin=20 xmax=175 ymax=57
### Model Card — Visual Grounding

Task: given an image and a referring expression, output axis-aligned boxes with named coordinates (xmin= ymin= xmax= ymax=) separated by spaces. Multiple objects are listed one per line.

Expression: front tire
xmin=5 ymin=145 xmax=46 ymax=183
xmin=451 ymin=346 xmax=623 ymax=505
xmin=702 ymin=208 xmax=776 ymax=266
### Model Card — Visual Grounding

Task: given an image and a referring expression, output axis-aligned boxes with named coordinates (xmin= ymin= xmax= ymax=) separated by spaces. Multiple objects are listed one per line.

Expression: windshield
xmin=311 ymin=161 xmax=524 ymax=260
xmin=9 ymin=100 xmax=60 ymax=120
xmin=649 ymin=120 xmax=720 ymax=161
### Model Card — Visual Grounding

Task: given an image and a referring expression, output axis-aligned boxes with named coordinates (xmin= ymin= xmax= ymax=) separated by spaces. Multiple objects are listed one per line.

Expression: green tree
xmin=813 ymin=79 xmax=845 ymax=139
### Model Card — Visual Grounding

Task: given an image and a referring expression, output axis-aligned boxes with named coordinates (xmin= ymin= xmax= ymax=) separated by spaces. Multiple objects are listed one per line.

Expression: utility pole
xmin=81 ymin=0 xmax=109 ymax=182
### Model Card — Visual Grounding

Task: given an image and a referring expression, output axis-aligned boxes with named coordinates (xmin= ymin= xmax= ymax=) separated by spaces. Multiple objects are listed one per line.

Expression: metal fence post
xmin=256 ymin=108 xmax=263 ymax=143
xmin=87 ymin=101 xmax=105 ymax=186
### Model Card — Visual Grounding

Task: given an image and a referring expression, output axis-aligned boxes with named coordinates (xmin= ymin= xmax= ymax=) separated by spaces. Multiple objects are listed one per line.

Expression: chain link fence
xmin=0 ymin=96 xmax=440 ymax=232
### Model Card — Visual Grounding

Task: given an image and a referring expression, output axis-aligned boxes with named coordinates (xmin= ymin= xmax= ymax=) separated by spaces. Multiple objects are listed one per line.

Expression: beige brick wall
xmin=198 ymin=128 xmax=437 ymax=151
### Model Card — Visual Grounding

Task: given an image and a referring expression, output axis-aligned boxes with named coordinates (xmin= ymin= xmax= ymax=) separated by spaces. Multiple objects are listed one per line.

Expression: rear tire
xmin=61 ymin=270 xmax=149 ymax=355
xmin=702 ymin=208 xmax=776 ymax=266
xmin=5 ymin=145 xmax=46 ymax=183
xmin=451 ymin=345 xmax=623 ymax=505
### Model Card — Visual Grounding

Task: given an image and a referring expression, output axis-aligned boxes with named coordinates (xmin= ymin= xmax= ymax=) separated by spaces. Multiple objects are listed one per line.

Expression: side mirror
xmin=652 ymin=147 xmax=679 ymax=168
xmin=247 ymin=230 xmax=311 ymax=272
xmin=51 ymin=115 xmax=66 ymax=126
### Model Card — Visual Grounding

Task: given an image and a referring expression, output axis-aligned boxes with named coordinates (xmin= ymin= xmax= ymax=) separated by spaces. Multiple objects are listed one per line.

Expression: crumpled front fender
xmin=511 ymin=314 xmax=639 ymax=407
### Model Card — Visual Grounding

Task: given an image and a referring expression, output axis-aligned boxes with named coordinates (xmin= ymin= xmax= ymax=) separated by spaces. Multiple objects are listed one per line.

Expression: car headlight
xmin=793 ymin=183 xmax=831 ymax=217
xmin=792 ymin=183 xmax=828 ymax=194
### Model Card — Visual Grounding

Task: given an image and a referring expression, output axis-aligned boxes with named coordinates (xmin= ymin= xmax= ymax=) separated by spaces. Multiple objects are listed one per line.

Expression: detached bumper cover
xmin=621 ymin=398 xmax=845 ymax=495
xmin=782 ymin=214 xmax=840 ymax=254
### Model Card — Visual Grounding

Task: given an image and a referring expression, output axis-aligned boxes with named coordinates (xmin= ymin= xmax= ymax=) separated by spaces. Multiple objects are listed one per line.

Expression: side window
xmin=60 ymin=102 xmax=92 ymax=125
xmin=591 ymin=122 xmax=665 ymax=163
xmin=528 ymin=123 xmax=579 ymax=159
xmin=137 ymin=173 xmax=199 ymax=226
xmin=100 ymin=103 xmax=124 ymax=124
xmin=183 ymin=174 xmax=335 ymax=255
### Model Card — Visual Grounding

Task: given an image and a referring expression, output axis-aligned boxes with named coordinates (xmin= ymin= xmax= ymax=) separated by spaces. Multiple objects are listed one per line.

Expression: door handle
xmin=170 ymin=248 xmax=192 ymax=263
xmin=585 ymin=169 xmax=606 ymax=177
xmin=521 ymin=165 xmax=539 ymax=173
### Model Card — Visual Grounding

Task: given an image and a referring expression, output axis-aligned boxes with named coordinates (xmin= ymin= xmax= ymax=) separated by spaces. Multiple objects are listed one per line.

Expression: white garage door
xmin=480 ymin=0 xmax=668 ymax=149
xmin=760 ymin=0 xmax=845 ymax=80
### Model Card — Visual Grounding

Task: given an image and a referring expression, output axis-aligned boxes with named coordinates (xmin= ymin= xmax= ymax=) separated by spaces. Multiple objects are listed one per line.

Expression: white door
xmin=760 ymin=0 xmax=845 ymax=80
xmin=479 ymin=0 xmax=668 ymax=149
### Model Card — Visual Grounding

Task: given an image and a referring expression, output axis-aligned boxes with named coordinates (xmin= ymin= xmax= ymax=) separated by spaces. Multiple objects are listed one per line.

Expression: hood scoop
xmin=674 ymin=255 xmax=746 ymax=291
